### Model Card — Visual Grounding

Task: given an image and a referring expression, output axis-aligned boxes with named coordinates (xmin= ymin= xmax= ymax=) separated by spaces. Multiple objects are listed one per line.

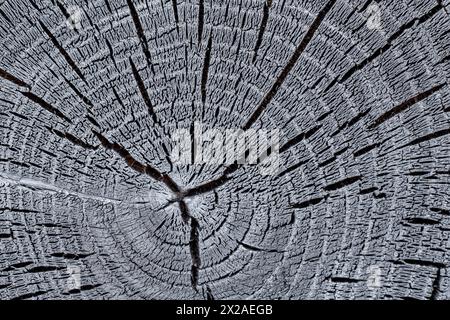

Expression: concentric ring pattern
xmin=0 ymin=0 xmax=450 ymax=300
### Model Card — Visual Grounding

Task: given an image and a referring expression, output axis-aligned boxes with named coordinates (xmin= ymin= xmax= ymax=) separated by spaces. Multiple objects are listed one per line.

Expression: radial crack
xmin=129 ymin=57 xmax=159 ymax=124
xmin=242 ymin=0 xmax=336 ymax=130
xmin=279 ymin=125 xmax=322 ymax=153
xmin=126 ymin=0 xmax=153 ymax=69
xmin=369 ymin=84 xmax=446 ymax=129
xmin=323 ymin=176 xmax=362 ymax=191
xmin=201 ymin=34 xmax=213 ymax=105
xmin=20 ymin=91 xmax=72 ymax=123
xmin=430 ymin=268 xmax=443 ymax=300
xmin=54 ymin=0 xmax=79 ymax=33
xmin=46 ymin=127 xmax=98 ymax=150
xmin=253 ymin=0 xmax=272 ymax=63
xmin=237 ymin=240 xmax=285 ymax=253
xmin=402 ymin=128 xmax=450 ymax=148
xmin=198 ymin=0 xmax=205 ymax=44
xmin=172 ymin=0 xmax=179 ymax=31
xmin=92 ymin=130 xmax=180 ymax=193
xmin=62 ymin=75 xmax=94 ymax=109
xmin=324 ymin=3 xmax=444 ymax=93
xmin=291 ymin=197 xmax=325 ymax=209
xmin=38 ymin=20 xmax=86 ymax=83
xmin=0 ymin=67 xmax=31 ymax=89
xmin=178 ymin=201 xmax=201 ymax=291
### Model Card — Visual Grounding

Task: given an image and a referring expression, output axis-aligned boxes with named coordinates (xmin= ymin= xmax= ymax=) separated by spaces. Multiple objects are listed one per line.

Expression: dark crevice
xmin=54 ymin=0 xmax=70 ymax=20
xmin=0 ymin=67 xmax=31 ymax=89
xmin=279 ymin=125 xmax=322 ymax=153
xmin=62 ymin=75 xmax=94 ymax=109
xmin=317 ymin=109 xmax=333 ymax=122
xmin=185 ymin=203 xmax=201 ymax=291
xmin=354 ymin=142 xmax=380 ymax=157
xmin=405 ymin=171 xmax=430 ymax=176
xmin=331 ymin=109 xmax=371 ymax=137
xmin=9 ymin=160 xmax=30 ymax=168
xmin=168 ymin=200 xmax=202 ymax=292
xmin=64 ymin=284 xmax=102 ymax=294
xmin=402 ymin=259 xmax=446 ymax=269
xmin=359 ymin=187 xmax=378 ymax=195
xmin=0 ymin=8 xmax=13 ymax=25
xmin=404 ymin=217 xmax=440 ymax=225
xmin=190 ymin=121 xmax=196 ymax=165
xmin=183 ymin=140 xmax=278 ymax=198
xmin=369 ymin=84 xmax=446 ymax=129
xmin=10 ymin=111 xmax=28 ymax=121
xmin=54 ymin=0 xmax=78 ymax=33
xmin=201 ymin=34 xmax=213 ymax=105
xmin=288 ymin=211 xmax=296 ymax=225
xmin=348 ymin=109 xmax=371 ymax=127
xmin=39 ymin=20 xmax=86 ymax=83
xmin=172 ymin=0 xmax=179 ymax=30
xmin=92 ymin=130 xmax=180 ymax=193
xmin=358 ymin=0 xmax=376 ymax=13
xmin=178 ymin=199 xmax=191 ymax=224
xmin=242 ymin=0 xmax=336 ymax=130
xmin=252 ymin=0 xmax=272 ymax=63
xmin=436 ymin=53 xmax=450 ymax=66
xmin=129 ymin=57 xmax=159 ymax=124
xmin=47 ymin=127 xmax=98 ymax=150
xmin=325 ymin=4 xmax=444 ymax=93
xmin=184 ymin=175 xmax=230 ymax=198
xmin=198 ymin=0 xmax=205 ymax=44
xmin=50 ymin=252 xmax=94 ymax=260
xmin=20 ymin=91 xmax=72 ymax=123
xmin=323 ymin=176 xmax=362 ymax=191
xmin=205 ymin=285 xmax=214 ymax=300
xmin=11 ymin=290 xmax=49 ymax=300
xmin=28 ymin=0 xmax=40 ymax=11
xmin=2 ymin=261 xmax=33 ymax=271
xmin=403 ymin=128 xmax=450 ymax=148
xmin=430 ymin=207 xmax=450 ymax=216
xmin=0 ymin=208 xmax=40 ymax=214
xmin=237 ymin=240 xmax=285 ymax=253
xmin=329 ymin=277 xmax=363 ymax=283
xmin=28 ymin=265 xmax=65 ymax=273
xmin=104 ymin=0 xmax=112 ymax=12
xmin=430 ymin=268 xmax=442 ymax=300
xmin=292 ymin=197 xmax=324 ymax=209
xmin=373 ymin=192 xmax=386 ymax=199
xmin=86 ymin=115 xmax=100 ymax=127
xmin=126 ymin=0 xmax=153 ymax=69
xmin=0 ymin=284 xmax=11 ymax=290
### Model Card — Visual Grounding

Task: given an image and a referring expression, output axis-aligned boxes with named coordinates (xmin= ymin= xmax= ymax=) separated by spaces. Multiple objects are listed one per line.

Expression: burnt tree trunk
xmin=1 ymin=0 xmax=450 ymax=300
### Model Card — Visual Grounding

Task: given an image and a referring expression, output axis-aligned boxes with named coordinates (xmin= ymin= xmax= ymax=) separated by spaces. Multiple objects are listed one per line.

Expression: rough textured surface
xmin=1 ymin=0 xmax=450 ymax=300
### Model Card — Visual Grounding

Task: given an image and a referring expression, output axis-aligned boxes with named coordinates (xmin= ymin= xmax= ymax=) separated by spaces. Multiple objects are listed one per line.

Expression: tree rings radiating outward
xmin=0 ymin=0 xmax=450 ymax=300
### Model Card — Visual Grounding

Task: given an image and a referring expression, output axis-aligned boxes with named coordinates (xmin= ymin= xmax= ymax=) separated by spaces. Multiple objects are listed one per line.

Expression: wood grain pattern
xmin=0 ymin=0 xmax=450 ymax=300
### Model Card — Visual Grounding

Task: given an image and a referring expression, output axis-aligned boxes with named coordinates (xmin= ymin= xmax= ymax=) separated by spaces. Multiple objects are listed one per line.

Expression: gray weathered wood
xmin=0 ymin=0 xmax=450 ymax=300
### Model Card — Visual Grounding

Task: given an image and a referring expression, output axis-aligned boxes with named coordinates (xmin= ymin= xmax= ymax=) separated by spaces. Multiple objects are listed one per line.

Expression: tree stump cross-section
xmin=0 ymin=0 xmax=450 ymax=300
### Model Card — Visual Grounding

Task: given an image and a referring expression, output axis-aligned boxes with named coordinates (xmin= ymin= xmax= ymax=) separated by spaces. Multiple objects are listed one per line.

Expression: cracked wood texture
xmin=1 ymin=0 xmax=450 ymax=300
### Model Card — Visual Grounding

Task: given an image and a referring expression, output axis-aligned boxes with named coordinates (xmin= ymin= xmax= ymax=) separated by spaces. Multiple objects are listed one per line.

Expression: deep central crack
xmin=57 ymin=0 xmax=338 ymax=294
xmin=91 ymin=129 xmax=203 ymax=289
